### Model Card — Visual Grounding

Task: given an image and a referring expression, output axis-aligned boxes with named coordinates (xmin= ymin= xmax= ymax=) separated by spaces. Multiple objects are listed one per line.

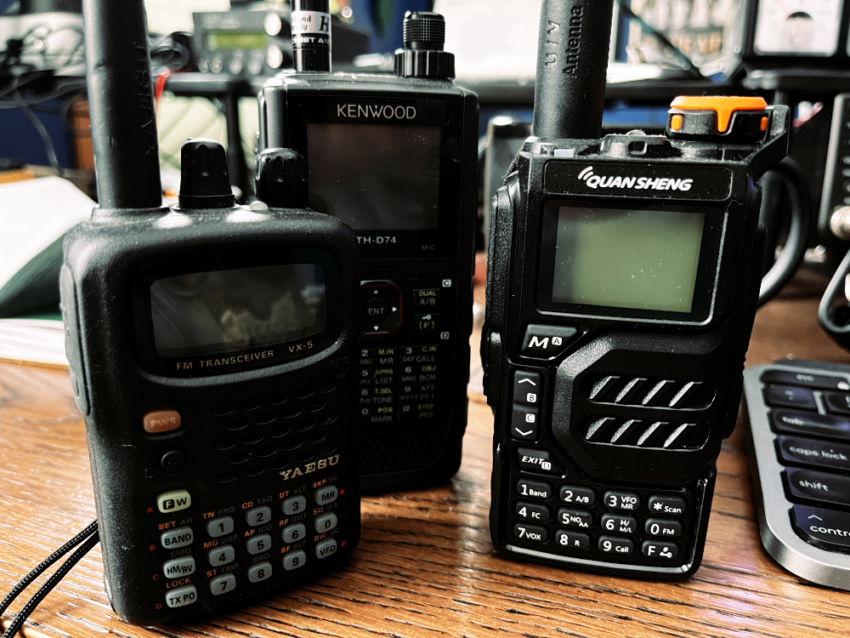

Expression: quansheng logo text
xmin=578 ymin=166 xmax=693 ymax=192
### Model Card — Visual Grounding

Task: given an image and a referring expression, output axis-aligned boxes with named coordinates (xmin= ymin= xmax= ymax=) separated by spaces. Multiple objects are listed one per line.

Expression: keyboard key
xmin=165 ymin=585 xmax=197 ymax=608
xmin=510 ymin=405 xmax=539 ymax=440
xmin=641 ymin=540 xmax=679 ymax=560
xmin=645 ymin=518 xmax=683 ymax=538
xmin=516 ymin=448 xmax=564 ymax=475
xmin=824 ymin=392 xmax=850 ymax=416
xmin=786 ymin=468 xmax=850 ymax=507
xmin=515 ymin=501 xmax=551 ymax=523
xmin=791 ymin=504 xmax=850 ymax=552
xmin=554 ymin=529 xmax=591 ymax=549
xmin=762 ymin=370 xmax=850 ymax=391
xmin=206 ymin=516 xmax=234 ymax=538
xmin=557 ymin=508 xmax=593 ymax=529
xmin=764 ymin=384 xmax=817 ymax=410
xmin=283 ymin=549 xmax=306 ymax=571
xmin=513 ymin=523 xmax=548 ymax=543
xmin=560 ymin=485 xmax=596 ymax=506
xmin=601 ymin=513 xmax=638 ymax=534
xmin=778 ymin=435 xmax=850 ymax=472
xmin=598 ymin=535 xmax=634 ymax=555
xmin=209 ymin=573 xmax=236 ymax=596
xmin=516 ymin=478 xmax=552 ymax=500
xmin=603 ymin=490 xmax=641 ymax=511
xmin=248 ymin=562 xmax=273 ymax=583
xmin=647 ymin=495 xmax=686 ymax=516
xmin=772 ymin=409 xmax=850 ymax=439
xmin=512 ymin=371 xmax=542 ymax=405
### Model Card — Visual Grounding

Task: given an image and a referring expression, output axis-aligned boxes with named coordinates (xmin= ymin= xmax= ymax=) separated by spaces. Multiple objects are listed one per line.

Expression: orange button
xmin=670 ymin=114 xmax=683 ymax=131
xmin=143 ymin=409 xmax=182 ymax=434
xmin=670 ymin=96 xmax=768 ymax=133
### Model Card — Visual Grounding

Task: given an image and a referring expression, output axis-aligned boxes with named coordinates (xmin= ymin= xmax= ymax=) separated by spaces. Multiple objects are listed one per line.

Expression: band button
xmin=143 ymin=409 xmax=181 ymax=433
xmin=516 ymin=478 xmax=552 ymax=501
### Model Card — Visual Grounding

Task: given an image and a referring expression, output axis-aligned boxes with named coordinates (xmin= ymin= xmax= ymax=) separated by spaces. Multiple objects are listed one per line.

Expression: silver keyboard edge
xmin=744 ymin=363 xmax=850 ymax=589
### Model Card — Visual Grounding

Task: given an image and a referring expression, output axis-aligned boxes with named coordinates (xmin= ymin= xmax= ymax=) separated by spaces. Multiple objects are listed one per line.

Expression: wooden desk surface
xmin=3 ymin=293 xmax=850 ymax=638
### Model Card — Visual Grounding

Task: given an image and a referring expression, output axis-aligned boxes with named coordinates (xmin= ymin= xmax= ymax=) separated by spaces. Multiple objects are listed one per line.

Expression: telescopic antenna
xmin=532 ymin=0 xmax=614 ymax=140
xmin=292 ymin=0 xmax=332 ymax=72
xmin=82 ymin=0 xmax=162 ymax=209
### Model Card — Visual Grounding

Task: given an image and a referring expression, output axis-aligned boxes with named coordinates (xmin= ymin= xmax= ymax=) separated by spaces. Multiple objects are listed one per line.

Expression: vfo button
xmin=603 ymin=490 xmax=641 ymax=511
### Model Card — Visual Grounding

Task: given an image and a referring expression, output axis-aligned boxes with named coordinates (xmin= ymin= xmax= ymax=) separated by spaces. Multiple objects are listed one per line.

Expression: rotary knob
xmin=178 ymin=138 xmax=235 ymax=209
xmin=394 ymin=12 xmax=454 ymax=80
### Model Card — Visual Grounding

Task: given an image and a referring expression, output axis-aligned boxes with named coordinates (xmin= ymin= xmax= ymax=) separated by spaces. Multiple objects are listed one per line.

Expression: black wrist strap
xmin=1 ymin=521 xmax=99 ymax=637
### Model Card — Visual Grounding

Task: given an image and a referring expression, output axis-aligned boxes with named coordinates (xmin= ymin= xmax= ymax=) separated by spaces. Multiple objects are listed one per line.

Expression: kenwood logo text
xmin=578 ymin=166 xmax=693 ymax=192
xmin=337 ymin=104 xmax=416 ymax=119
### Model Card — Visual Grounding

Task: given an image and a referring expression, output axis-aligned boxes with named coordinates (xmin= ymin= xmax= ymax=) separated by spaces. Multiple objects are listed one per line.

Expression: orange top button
xmin=143 ymin=409 xmax=182 ymax=434
xmin=670 ymin=96 xmax=768 ymax=133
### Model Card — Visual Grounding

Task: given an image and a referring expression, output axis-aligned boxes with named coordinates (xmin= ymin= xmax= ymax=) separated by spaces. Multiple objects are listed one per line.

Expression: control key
xmin=791 ymin=504 xmax=850 ymax=552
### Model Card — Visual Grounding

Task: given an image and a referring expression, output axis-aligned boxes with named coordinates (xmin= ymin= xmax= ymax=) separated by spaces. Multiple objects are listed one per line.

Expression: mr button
xmin=521 ymin=325 xmax=578 ymax=358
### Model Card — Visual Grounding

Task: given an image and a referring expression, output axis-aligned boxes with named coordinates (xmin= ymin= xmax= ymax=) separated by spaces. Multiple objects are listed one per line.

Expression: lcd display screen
xmin=206 ymin=31 xmax=266 ymax=51
xmin=550 ymin=205 xmax=706 ymax=313
xmin=150 ymin=264 xmax=325 ymax=357
xmin=307 ymin=123 xmax=441 ymax=230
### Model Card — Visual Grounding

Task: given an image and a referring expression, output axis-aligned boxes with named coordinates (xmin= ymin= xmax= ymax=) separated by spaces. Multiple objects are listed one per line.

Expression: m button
xmin=521 ymin=324 xmax=579 ymax=358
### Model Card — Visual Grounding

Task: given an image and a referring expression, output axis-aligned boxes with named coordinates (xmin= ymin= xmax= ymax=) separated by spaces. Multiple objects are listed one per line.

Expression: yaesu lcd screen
xmin=307 ymin=123 xmax=441 ymax=231
xmin=150 ymin=263 xmax=326 ymax=357
xmin=550 ymin=205 xmax=706 ymax=313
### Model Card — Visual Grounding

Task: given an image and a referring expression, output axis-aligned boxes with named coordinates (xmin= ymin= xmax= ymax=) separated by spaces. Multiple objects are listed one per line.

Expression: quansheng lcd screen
xmin=150 ymin=263 xmax=325 ymax=357
xmin=551 ymin=206 xmax=706 ymax=313
xmin=307 ymin=123 xmax=441 ymax=230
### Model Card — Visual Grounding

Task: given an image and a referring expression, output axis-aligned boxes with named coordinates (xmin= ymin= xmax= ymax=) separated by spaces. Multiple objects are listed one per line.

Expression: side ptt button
xmin=521 ymin=324 xmax=579 ymax=358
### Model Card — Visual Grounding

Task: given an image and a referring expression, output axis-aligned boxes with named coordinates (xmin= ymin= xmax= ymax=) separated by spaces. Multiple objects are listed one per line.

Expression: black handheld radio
xmin=482 ymin=0 xmax=790 ymax=578
xmin=62 ymin=0 xmax=360 ymax=624
xmin=257 ymin=1 xmax=478 ymax=492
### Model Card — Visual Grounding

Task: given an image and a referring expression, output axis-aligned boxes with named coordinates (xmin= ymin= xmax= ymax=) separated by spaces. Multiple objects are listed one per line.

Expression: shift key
xmin=778 ymin=435 xmax=850 ymax=472
xmin=786 ymin=467 xmax=850 ymax=507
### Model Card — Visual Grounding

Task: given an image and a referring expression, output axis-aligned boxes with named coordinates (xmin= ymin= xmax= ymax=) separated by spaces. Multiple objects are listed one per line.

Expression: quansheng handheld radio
xmin=257 ymin=1 xmax=478 ymax=492
xmin=62 ymin=0 xmax=360 ymax=624
xmin=482 ymin=0 xmax=790 ymax=578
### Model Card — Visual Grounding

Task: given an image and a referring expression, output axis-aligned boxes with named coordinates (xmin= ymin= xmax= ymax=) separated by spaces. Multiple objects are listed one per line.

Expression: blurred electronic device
xmin=257 ymin=4 xmax=478 ymax=492
xmin=724 ymin=0 xmax=850 ymax=74
xmin=0 ymin=8 xmax=84 ymax=76
xmin=0 ymin=176 xmax=92 ymax=318
xmin=60 ymin=0 xmax=361 ymax=623
xmin=744 ymin=360 xmax=850 ymax=590
xmin=193 ymin=8 xmax=368 ymax=77
xmin=819 ymin=94 xmax=850 ymax=243
xmin=482 ymin=0 xmax=790 ymax=578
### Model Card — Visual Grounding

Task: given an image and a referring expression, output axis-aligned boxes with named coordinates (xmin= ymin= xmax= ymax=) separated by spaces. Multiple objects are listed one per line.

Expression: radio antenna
xmin=82 ymin=0 xmax=162 ymax=209
xmin=532 ymin=0 xmax=614 ymax=140
xmin=292 ymin=0 xmax=332 ymax=72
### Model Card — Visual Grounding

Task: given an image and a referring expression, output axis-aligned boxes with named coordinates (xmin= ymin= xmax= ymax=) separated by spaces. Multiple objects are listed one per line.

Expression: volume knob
xmin=178 ymin=138 xmax=235 ymax=209
xmin=394 ymin=12 xmax=454 ymax=80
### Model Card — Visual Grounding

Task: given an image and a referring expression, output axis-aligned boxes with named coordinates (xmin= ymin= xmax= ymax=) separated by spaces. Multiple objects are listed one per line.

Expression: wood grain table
xmin=3 ymin=290 xmax=850 ymax=638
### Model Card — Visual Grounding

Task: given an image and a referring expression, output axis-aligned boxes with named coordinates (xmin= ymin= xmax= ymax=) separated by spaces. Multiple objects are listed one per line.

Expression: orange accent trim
xmin=670 ymin=96 xmax=768 ymax=133
xmin=760 ymin=116 xmax=769 ymax=132
xmin=670 ymin=114 xmax=683 ymax=131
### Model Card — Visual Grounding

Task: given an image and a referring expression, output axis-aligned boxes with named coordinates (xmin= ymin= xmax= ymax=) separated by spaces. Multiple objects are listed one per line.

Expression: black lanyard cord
xmin=1 ymin=521 xmax=99 ymax=637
